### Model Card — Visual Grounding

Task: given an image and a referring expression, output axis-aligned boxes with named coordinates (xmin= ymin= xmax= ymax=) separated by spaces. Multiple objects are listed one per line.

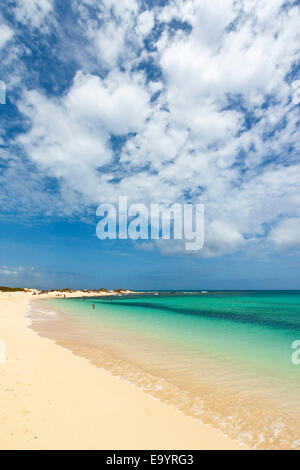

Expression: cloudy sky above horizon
xmin=0 ymin=0 xmax=300 ymax=290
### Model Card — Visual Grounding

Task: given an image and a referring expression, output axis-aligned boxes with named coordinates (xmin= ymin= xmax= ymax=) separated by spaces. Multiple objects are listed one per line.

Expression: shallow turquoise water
xmin=31 ymin=291 xmax=300 ymax=449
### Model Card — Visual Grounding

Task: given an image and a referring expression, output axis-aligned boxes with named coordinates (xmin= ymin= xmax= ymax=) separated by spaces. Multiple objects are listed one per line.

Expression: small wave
xmin=37 ymin=309 xmax=56 ymax=316
xmin=28 ymin=307 xmax=300 ymax=450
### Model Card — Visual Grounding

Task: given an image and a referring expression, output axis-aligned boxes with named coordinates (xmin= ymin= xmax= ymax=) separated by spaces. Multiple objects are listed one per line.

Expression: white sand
xmin=0 ymin=292 xmax=246 ymax=450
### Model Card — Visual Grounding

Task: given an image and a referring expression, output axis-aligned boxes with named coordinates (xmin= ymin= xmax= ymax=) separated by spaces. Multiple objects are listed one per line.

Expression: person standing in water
xmin=92 ymin=304 xmax=95 ymax=310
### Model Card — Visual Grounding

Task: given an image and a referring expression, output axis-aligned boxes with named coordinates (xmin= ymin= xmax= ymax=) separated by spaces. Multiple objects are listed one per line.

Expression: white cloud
xmin=0 ymin=23 xmax=13 ymax=49
xmin=14 ymin=0 xmax=54 ymax=28
xmin=291 ymin=80 xmax=300 ymax=105
xmin=136 ymin=10 xmax=154 ymax=38
xmin=203 ymin=220 xmax=246 ymax=257
xmin=18 ymin=91 xmax=110 ymax=205
xmin=269 ymin=218 xmax=300 ymax=248
xmin=10 ymin=0 xmax=300 ymax=258
xmin=65 ymin=71 xmax=151 ymax=135
xmin=79 ymin=0 xmax=140 ymax=69
xmin=17 ymin=71 xmax=152 ymax=205
xmin=96 ymin=22 xmax=126 ymax=68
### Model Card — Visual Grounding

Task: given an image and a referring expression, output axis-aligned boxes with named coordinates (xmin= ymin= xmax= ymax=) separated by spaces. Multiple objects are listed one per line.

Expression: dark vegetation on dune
xmin=38 ymin=288 xmax=112 ymax=294
xmin=0 ymin=286 xmax=131 ymax=294
xmin=0 ymin=286 xmax=25 ymax=292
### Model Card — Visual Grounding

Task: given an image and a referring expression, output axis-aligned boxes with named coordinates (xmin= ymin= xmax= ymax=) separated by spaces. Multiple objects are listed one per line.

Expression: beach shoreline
xmin=0 ymin=291 xmax=246 ymax=450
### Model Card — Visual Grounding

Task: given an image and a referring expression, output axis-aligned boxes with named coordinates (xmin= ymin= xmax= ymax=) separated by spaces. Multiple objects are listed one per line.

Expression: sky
xmin=0 ymin=0 xmax=300 ymax=290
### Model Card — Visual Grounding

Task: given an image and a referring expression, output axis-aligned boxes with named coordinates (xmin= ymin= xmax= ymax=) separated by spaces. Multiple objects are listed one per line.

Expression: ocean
xmin=29 ymin=291 xmax=300 ymax=449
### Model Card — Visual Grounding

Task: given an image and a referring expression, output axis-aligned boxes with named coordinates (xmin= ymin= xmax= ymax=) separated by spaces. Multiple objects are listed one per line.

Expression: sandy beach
xmin=0 ymin=291 xmax=246 ymax=450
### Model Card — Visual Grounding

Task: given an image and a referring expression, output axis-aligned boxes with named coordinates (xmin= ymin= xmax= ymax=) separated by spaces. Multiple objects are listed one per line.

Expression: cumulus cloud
xmin=65 ymin=72 xmax=151 ymax=135
xmin=269 ymin=218 xmax=300 ymax=248
xmin=78 ymin=0 xmax=140 ymax=69
xmin=291 ymin=80 xmax=300 ymax=106
xmin=0 ymin=22 xmax=13 ymax=49
xmin=13 ymin=0 xmax=54 ymax=28
xmin=96 ymin=23 xmax=126 ymax=68
xmin=136 ymin=10 xmax=154 ymax=38
xmin=17 ymin=70 xmax=152 ymax=204
xmin=3 ymin=0 xmax=300 ymax=258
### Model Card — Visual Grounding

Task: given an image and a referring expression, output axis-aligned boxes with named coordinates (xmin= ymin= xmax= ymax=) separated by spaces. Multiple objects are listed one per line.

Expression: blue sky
xmin=0 ymin=0 xmax=300 ymax=290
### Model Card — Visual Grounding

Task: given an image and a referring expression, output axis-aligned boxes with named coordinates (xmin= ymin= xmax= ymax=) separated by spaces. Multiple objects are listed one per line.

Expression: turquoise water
xmin=30 ymin=291 xmax=300 ymax=449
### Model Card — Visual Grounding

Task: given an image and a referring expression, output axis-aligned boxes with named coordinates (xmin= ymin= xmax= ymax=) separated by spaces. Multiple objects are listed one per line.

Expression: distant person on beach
xmin=92 ymin=304 xmax=95 ymax=310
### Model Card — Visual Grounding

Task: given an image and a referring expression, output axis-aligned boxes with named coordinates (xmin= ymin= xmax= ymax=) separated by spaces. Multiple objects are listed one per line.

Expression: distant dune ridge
xmin=0 ymin=286 xmax=135 ymax=298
